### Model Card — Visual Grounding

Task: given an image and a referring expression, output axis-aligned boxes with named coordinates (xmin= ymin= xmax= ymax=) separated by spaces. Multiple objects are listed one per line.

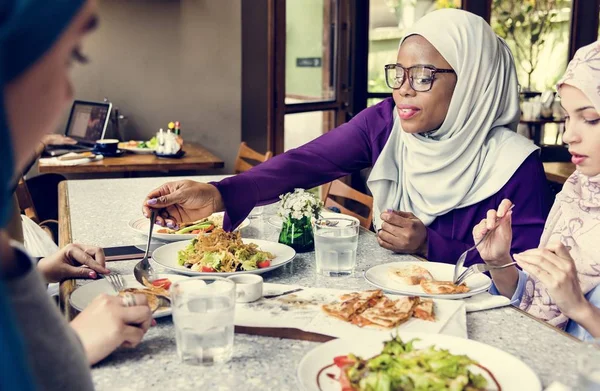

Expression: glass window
xmin=491 ymin=0 xmax=572 ymax=92
xmin=285 ymin=0 xmax=336 ymax=103
xmin=367 ymin=0 xmax=461 ymax=96
xmin=284 ymin=111 xmax=335 ymax=151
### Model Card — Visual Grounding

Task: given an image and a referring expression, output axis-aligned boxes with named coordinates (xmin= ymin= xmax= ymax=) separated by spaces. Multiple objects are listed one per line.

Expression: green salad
xmin=138 ymin=136 xmax=158 ymax=149
xmin=334 ymin=336 xmax=491 ymax=391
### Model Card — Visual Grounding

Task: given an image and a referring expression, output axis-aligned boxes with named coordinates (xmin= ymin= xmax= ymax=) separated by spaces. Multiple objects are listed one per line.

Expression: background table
xmin=59 ymin=176 xmax=583 ymax=390
xmin=40 ymin=142 xmax=224 ymax=175
xmin=520 ymin=118 xmax=565 ymax=146
xmin=543 ymin=162 xmax=576 ymax=184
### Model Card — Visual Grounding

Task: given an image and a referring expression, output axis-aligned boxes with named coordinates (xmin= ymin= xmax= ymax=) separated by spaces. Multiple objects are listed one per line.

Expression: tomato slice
xmin=202 ymin=224 xmax=215 ymax=232
xmin=257 ymin=260 xmax=271 ymax=269
xmin=201 ymin=266 xmax=216 ymax=272
xmin=151 ymin=278 xmax=172 ymax=290
xmin=333 ymin=355 xmax=355 ymax=368
xmin=191 ymin=229 xmax=201 ymax=234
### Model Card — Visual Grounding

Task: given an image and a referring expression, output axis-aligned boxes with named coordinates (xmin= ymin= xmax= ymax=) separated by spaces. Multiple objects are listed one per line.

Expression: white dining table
xmin=58 ymin=175 xmax=582 ymax=390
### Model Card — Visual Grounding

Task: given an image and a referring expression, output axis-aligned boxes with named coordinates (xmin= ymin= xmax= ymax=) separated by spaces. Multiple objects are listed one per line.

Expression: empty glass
xmin=578 ymin=339 xmax=600 ymax=390
xmin=171 ymin=277 xmax=236 ymax=365
xmin=313 ymin=217 xmax=359 ymax=277
xmin=249 ymin=206 xmax=264 ymax=218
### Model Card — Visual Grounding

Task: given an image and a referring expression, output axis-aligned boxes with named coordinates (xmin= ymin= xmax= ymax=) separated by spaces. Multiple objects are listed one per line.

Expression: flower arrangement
xmin=277 ymin=189 xmax=323 ymax=253
xmin=277 ymin=188 xmax=323 ymax=221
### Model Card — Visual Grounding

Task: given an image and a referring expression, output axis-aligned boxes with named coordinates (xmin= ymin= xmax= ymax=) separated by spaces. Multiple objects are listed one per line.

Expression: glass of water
xmin=578 ymin=339 xmax=600 ymax=390
xmin=313 ymin=217 xmax=359 ymax=277
xmin=170 ymin=277 xmax=236 ymax=365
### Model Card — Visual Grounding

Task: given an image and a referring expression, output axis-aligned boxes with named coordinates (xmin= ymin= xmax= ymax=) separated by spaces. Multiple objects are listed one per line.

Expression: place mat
xmin=464 ymin=291 xmax=511 ymax=312
xmin=235 ymin=283 xmax=467 ymax=340
xmin=39 ymin=154 xmax=103 ymax=166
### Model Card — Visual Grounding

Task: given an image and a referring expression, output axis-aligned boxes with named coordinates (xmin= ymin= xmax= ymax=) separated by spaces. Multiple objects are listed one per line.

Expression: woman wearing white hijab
xmin=475 ymin=41 xmax=600 ymax=341
xmin=142 ymin=9 xmax=552 ymax=267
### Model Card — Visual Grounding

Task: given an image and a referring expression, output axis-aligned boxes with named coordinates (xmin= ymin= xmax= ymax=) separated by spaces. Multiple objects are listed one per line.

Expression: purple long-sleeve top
xmin=213 ymin=98 xmax=553 ymax=266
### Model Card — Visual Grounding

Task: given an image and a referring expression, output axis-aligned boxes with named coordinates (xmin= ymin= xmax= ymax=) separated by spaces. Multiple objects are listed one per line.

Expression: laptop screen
xmin=65 ymin=100 xmax=112 ymax=143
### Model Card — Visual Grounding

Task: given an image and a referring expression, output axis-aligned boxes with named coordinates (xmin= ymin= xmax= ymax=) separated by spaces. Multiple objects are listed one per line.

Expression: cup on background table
xmin=578 ymin=339 xmax=600 ymax=390
xmin=313 ymin=217 xmax=359 ymax=277
xmin=94 ymin=139 xmax=119 ymax=155
xmin=170 ymin=277 xmax=236 ymax=365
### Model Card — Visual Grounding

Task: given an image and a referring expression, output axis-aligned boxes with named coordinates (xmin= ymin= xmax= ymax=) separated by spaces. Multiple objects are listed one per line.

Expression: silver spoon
xmin=134 ymin=209 xmax=158 ymax=285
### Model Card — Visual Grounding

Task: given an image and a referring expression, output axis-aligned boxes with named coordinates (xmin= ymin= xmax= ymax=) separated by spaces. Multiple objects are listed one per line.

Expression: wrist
xmin=486 ymin=253 xmax=513 ymax=267
xmin=209 ymin=184 xmax=225 ymax=212
xmin=563 ymin=298 xmax=593 ymax=323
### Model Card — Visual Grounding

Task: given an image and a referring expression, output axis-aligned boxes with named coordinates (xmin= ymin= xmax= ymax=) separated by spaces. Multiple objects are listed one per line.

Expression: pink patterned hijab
xmin=519 ymin=41 xmax=600 ymax=329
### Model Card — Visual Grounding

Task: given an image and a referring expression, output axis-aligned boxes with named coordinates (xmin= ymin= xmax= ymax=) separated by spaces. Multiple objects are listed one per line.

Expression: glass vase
xmin=278 ymin=215 xmax=314 ymax=253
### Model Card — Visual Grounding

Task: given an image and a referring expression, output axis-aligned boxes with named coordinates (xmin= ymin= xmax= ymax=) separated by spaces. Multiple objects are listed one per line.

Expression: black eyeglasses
xmin=384 ymin=64 xmax=455 ymax=92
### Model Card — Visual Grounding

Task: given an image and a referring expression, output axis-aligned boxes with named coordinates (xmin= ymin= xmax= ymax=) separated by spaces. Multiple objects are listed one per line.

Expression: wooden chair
xmin=234 ymin=142 xmax=273 ymax=174
xmin=322 ymin=179 xmax=374 ymax=229
xmin=14 ymin=177 xmax=57 ymax=241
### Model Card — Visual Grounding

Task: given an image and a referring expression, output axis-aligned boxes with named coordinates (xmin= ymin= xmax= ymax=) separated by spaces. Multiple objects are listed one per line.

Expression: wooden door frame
xmin=267 ymin=0 xmax=354 ymax=155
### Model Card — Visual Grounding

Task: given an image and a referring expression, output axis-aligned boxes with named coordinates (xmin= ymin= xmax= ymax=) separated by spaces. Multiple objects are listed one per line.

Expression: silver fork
xmin=105 ymin=272 xmax=125 ymax=293
xmin=454 ymin=262 xmax=517 ymax=286
xmin=134 ymin=209 xmax=158 ymax=285
xmin=452 ymin=204 xmax=515 ymax=283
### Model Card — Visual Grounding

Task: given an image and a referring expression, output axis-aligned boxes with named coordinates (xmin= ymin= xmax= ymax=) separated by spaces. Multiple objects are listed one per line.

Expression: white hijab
xmin=368 ymin=9 xmax=537 ymax=228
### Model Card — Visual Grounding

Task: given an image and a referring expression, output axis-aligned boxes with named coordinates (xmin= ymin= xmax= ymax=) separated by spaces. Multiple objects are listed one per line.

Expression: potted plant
xmin=277 ymin=189 xmax=323 ymax=253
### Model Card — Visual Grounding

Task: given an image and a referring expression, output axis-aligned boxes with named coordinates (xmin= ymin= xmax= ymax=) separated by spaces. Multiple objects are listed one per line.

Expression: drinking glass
xmin=171 ymin=277 xmax=236 ymax=365
xmin=249 ymin=206 xmax=264 ymax=218
xmin=578 ymin=339 xmax=600 ymax=390
xmin=313 ymin=217 xmax=359 ymax=277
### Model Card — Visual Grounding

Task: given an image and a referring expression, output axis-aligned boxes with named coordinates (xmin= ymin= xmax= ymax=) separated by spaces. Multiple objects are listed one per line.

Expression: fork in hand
xmin=452 ymin=204 xmax=515 ymax=283
xmin=454 ymin=261 xmax=517 ymax=286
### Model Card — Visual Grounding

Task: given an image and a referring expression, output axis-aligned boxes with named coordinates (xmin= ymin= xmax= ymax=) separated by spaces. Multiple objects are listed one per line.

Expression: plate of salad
xmin=297 ymin=332 xmax=541 ymax=391
xmin=128 ymin=212 xmax=251 ymax=242
xmin=151 ymin=229 xmax=296 ymax=276
xmin=119 ymin=137 xmax=158 ymax=154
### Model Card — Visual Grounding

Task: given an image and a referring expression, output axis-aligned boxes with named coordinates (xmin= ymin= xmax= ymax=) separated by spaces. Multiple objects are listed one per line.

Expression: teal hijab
xmin=0 ymin=1 xmax=86 ymax=389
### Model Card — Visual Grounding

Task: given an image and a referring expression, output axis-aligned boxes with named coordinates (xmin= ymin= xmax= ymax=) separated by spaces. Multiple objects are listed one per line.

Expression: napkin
xmin=39 ymin=154 xmax=103 ymax=166
xmin=544 ymin=381 xmax=571 ymax=391
xmin=464 ymin=292 xmax=511 ymax=312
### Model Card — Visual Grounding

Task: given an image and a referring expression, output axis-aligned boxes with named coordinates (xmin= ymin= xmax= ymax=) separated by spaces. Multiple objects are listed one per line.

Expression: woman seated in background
xmin=0 ymin=0 xmax=153 ymax=389
xmin=143 ymin=8 xmax=551 ymax=267
xmin=474 ymin=41 xmax=600 ymax=340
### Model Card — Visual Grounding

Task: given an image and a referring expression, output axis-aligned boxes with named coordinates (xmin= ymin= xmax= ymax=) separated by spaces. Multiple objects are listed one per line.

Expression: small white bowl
xmin=227 ymin=274 xmax=263 ymax=303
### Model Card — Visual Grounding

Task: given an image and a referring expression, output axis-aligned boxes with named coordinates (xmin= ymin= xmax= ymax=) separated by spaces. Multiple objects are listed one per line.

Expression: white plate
xmin=118 ymin=142 xmax=156 ymax=154
xmin=151 ymin=238 xmax=296 ymax=277
xmin=128 ymin=212 xmax=250 ymax=242
xmin=297 ymin=332 xmax=541 ymax=391
xmin=267 ymin=211 xmax=359 ymax=229
xmin=364 ymin=261 xmax=492 ymax=299
xmin=70 ymin=274 xmax=189 ymax=318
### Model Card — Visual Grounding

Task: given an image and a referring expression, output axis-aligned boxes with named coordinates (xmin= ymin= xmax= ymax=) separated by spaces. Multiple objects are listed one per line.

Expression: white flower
xmin=277 ymin=188 xmax=323 ymax=220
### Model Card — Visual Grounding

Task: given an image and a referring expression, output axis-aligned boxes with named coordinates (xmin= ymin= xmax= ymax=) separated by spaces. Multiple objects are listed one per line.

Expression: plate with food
xmin=151 ymin=228 xmax=296 ymax=276
xmin=297 ymin=332 xmax=541 ymax=391
xmin=128 ymin=212 xmax=251 ymax=242
xmin=70 ymin=274 xmax=188 ymax=318
xmin=364 ymin=261 xmax=491 ymax=299
xmin=118 ymin=138 xmax=158 ymax=154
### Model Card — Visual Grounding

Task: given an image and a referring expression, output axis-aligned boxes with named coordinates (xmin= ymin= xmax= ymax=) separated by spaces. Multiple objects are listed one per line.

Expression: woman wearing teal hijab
xmin=1 ymin=1 xmax=153 ymax=389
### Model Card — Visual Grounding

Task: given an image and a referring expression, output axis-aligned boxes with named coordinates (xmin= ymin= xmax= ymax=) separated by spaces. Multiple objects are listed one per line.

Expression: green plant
xmin=492 ymin=0 xmax=569 ymax=90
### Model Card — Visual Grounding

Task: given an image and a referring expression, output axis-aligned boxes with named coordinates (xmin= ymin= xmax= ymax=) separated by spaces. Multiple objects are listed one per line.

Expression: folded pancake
xmin=323 ymin=290 xmax=383 ymax=321
xmin=389 ymin=265 xmax=434 ymax=285
xmin=420 ymin=280 xmax=470 ymax=295
xmin=412 ymin=298 xmax=435 ymax=321
xmin=352 ymin=296 xmax=418 ymax=328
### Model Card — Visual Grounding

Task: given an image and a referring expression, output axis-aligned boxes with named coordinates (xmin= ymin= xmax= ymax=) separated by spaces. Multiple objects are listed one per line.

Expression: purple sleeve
xmin=426 ymin=151 xmax=551 ymax=266
xmin=212 ymin=102 xmax=393 ymax=230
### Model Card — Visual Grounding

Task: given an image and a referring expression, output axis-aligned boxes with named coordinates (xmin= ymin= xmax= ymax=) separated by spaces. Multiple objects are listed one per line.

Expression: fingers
xmin=120 ymin=325 xmax=146 ymax=348
xmin=485 ymin=209 xmax=498 ymax=230
xmin=119 ymin=305 xmax=153 ymax=326
xmin=472 ymin=219 xmax=488 ymax=241
xmin=143 ymin=184 xmax=170 ymax=217
xmin=497 ymin=199 xmax=513 ymax=218
xmin=376 ymin=234 xmax=396 ymax=252
xmin=378 ymin=229 xmax=405 ymax=248
xmin=514 ymin=251 xmax=562 ymax=277
xmin=546 ymin=241 xmax=572 ymax=260
xmin=66 ymin=244 xmax=110 ymax=275
xmin=380 ymin=211 xmax=415 ymax=229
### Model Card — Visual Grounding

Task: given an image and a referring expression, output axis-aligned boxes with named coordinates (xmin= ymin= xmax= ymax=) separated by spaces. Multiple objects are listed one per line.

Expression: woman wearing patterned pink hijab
xmin=473 ymin=41 xmax=600 ymax=341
